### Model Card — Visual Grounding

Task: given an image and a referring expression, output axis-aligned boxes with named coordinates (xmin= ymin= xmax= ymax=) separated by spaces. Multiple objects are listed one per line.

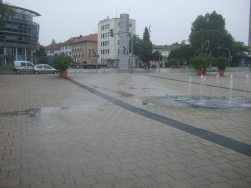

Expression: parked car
xmin=13 ymin=61 xmax=34 ymax=74
xmin=33 ymin=64 xmax=58 ymax=74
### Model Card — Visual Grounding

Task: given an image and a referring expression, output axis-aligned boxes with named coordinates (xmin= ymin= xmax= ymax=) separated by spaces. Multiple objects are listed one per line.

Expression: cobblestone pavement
xmin=0 ymin=71 xmax=251 ymax=188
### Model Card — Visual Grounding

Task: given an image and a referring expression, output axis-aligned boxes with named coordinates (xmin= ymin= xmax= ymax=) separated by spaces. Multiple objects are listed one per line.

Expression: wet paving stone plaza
xmin=0 ymin=69 xmax=251 ymax=188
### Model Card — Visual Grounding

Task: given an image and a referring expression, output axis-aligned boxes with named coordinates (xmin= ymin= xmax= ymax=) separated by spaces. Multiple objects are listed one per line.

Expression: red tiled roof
xmin=60 ymin=36 xmax=82 ymax=46
xmin=73 ymin=33 xmax=97 ymax=44
xmin=44 ymin=43 xmax=61 ymax=50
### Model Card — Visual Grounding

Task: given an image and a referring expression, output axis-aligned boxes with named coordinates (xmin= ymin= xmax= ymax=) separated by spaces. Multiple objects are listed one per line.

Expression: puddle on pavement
xmin=0 ymin=105 xmax=98 ymax=117
xmin=139 ymin=96 xmax=251 ymax=112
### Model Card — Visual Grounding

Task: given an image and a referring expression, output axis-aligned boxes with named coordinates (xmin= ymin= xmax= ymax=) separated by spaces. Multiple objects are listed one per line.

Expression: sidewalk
xmin=0 ymin=72 xmax=250 ymax=188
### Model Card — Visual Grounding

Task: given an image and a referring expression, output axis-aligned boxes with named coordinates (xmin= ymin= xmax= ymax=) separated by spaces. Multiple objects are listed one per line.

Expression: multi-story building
xmin=98 ymin=16 xmax=136 ymax=67
xmin=60 ymin=36 xmax=82 ymax=57
xmin=0 ymin=5 xmax=40 ymax=65
xmin=71 ymin=33 xmax=97 ymax=64
xmin=44 ymin=39 xmax=61 ymax=56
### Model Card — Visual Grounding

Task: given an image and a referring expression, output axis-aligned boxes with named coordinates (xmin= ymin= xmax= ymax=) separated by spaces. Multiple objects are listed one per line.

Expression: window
xmin=43 ymin=65 xmax=51 ymax=69
xmin=27 ymin=63 xmax=33 ymax=67
xmin=61 ymin=46 xmax=64 ymax=50
xmin=21 ymin=62 xmax=25 ymax=66
xmin=65 ymin=46 xmax=68 ymax=49
xmin=50 ymin=51 xmax=54 ymax=54
xmin=36 ymin=65 xmax=42 ymax=68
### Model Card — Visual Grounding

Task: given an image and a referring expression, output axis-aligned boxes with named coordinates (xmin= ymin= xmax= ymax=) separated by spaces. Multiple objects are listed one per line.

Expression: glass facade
xmin=0 ymin=6 xmax=40 ymax=66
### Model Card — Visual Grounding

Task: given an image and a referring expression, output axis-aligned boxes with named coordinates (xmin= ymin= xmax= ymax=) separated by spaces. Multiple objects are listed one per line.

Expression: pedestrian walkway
xmin=0 ymin=72 xmax=250 ymax=188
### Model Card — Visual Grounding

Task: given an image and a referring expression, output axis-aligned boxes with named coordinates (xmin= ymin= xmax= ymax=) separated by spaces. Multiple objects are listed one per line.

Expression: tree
xmin=190 ymin=56 xmax=208 ymax=70
xmin=36 ymin=56 xmax=48 ymax=64
xmin=0 ymin=2 xmax=15 ymax=27
xmin=189 ymin=11 xmax=234 ymax=59
xmin=143 ymin=27 xmax=150 ymax=42
xmin=168 ymin=45 xmax=192 ymax=63
xmin=53 ymin=53 xmax=72 ymax=71
xmin=143 ymin=27 xmax=152 ymax=62
xmin=152 ymin=51 xmax=162 ymax=62
xmin=34 ymin=47 xmax=47 ymax=58
xmin=231 ymin=41 xmax=249 ymax=66
xmin=215 ymin=56 xmax=230 ymax=70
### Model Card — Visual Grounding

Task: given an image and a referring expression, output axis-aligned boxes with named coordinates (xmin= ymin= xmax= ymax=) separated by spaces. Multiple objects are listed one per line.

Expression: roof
xmin=152 ymin=44 xmax=184 ymax=51
xmin=11 ymin=6 xmax=41 ymax=17
xmin=60 ymin=36 xmax=82 ymax=46
xmin=44 ymin=43 xmax=61 ymax=50
xmin=73 ymin=34 xmax=98 ymax=44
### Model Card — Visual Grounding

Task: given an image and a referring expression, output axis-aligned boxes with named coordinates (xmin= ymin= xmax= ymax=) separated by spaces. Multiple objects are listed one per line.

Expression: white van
xmin=13 ymin=61 xmax=34 ymax=74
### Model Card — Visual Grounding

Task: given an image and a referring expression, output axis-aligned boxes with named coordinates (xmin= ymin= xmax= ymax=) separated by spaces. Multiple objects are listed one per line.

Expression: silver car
xmin=34 ymin=64 xmax=58 ymax=74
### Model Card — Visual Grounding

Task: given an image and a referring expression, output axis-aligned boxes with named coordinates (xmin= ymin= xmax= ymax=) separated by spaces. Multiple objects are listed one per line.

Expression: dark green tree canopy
xmin=36 ymin=56 xmax=48 ymax=65
xmin=0 ymin=2 xmax=15 ymax=26
xmin=191 ymin=11 xmax=225 ymax=32
xmin=143 ymin=27 xmax=150 ymax=42
xmin=34 ymin=47 xmax=47 ymax=58
xmin=152 ymin=51 xmax=162 ymax=61
xmin=189 ymin=11 xmax=235 ymax=59
xmin=168 ymin=45 xmax=192 ymax=62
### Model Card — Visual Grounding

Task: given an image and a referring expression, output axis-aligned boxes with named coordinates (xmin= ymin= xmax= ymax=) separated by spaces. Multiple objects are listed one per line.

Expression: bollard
xmin=75 ymin=66 xmax=76 ymax=75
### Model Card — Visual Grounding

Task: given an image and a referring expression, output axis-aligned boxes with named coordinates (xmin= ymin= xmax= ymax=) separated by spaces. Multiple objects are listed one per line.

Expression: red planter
xmin=202 ymin=69 xmax=207 ymax=74
xmin=218 ymin=70 xmax=225 ymax=76
xmin=60 ymin=71 xmax=68 ymax=78
xmin=196 ymin=69 xmax=203 ymax=75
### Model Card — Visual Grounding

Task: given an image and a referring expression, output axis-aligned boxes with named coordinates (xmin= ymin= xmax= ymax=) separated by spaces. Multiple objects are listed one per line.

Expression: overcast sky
xmin=4 ymin=0 xmax=250 ymax=46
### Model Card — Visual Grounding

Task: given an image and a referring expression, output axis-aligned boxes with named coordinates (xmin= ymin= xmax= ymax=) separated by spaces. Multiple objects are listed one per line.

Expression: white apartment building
xmin=98 ymin=16 xmax=136 ymax=67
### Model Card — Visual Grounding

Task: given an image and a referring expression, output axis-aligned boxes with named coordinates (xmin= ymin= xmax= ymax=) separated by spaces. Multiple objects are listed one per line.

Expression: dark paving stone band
xmin=67 ymin=78 xmax=251 ymax=157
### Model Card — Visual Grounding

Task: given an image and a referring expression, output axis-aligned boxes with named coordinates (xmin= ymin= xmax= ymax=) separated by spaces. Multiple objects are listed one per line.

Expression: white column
xmin=16 ymin=48 xmax=18 ymax=60
xmin=25 ymin=49 xmax=27 ymax=61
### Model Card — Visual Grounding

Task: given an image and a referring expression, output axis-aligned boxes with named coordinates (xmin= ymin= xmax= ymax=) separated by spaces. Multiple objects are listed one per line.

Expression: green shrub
xmin=190 ymin=56 xmax=208 ymax=69
xmin=53 ymin=53 xmax=72 ymax=71
xmin=0 ymin=66 xmax=13 ymax=70
xmin=215 ymin=56 xmax=230 ymax=70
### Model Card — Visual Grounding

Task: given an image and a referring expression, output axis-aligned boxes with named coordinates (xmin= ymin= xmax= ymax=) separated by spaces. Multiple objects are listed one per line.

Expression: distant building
xmin=60 ymin=36 xmax=82 ymax=57
xmin=71 ymin=33 xmax=97 ymax=64
xmin=44 ymin=40 xmax=61 ymax=56
xmin=0 ymin=5 xmax=40 ymax=65
xmin=98 ymin=16 xmax=136 ymax=67
xmin=152 ymin=43 xmax=183 ymax=59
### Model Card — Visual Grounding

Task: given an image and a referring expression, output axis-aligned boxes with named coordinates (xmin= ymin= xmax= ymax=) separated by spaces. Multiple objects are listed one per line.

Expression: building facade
xmin=71 ymin=33 xmax=97 ymax=64
xmin=98 ymin=16 xmax=136 ymax=67
xmin=0 ymin=5 xmax=40 ymax=66
xmin=60 ymin=36 xmax=82 ymax=57
xmin=44 ymin=40 xmax=61 ymax=56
